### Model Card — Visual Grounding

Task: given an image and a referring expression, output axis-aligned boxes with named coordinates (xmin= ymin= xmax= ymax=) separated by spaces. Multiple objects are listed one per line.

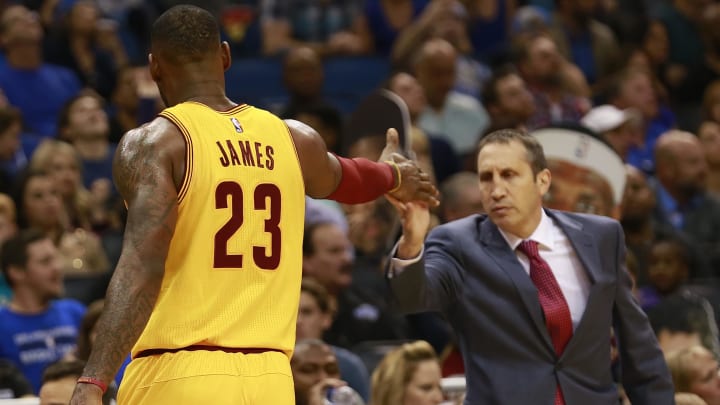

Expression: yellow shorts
xmin=118 ymin=349 xmax=294 ymax=405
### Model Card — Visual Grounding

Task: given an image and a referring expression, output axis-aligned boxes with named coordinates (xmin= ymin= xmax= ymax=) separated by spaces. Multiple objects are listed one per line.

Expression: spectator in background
xmin=439 ymin=171 xmax=484 ymax=222
xmin=39 ymin=359 xmax=115 ymax=405
xmin=0 ymin=359 xmax=33 ymax=399
xmin=415 ymin=38 xmax=489 ymax=158
xmin=0 ymin=193 xmax=18 ymax=304
xmin=648 ymin=288 xmax=720 ymax=358
xmin=666 ymin=345 xmax=720 ymax=405
xmin=303 ymin=221 xmax=411 ymax=348
xmin=0 ymin=229 xmax=86 ymax=393
xmin=627 ymin=20 xmax=670 ymax=99
xmin=291 ymin=339 xmax=365 ymax=405
xmin=354 ymin=0 xmax=429 ymax=57
xmin=370 ymin=340 xmax=443 ymax=405
xmin=0 ymin=107 xmax=26 ymax=194
xmin=298 ymin=278 xmax=370 ymax=401
xmin=261 ymin=0 xmax=366 ymax=56
xmin=609 ymin=67 xmax=676 ymax=174
xmin=57 ymin=91 xmax=117 ymax=201
xmin=392 ymin=0 xmax=489 ymax=99
xmin=698 ymin=121 xmax=720 ymax=199
xmin=481 ymin=65 xmax=535 ymax=131
xmin=303 ymin=221 xmax=355 ymax=298
xmin=0 ymin=190 xmax=15 ymax=269
xmin=702 ymin=79 xmax=720 ymax=124
xmin=462 ymin=0 xmax=515 ymax=61
xmin=517 ymin=34 xmax=589 ymax=130
xmin=655 ymin=0 xmax=716 ymax=130
xmin=108 ymin=66 xmax=142 ymax=144
xmin=279 ymin=47 xmax=341 ymax=121
xmin=548 ymin=0 xmax=622 ymax=89
xmin=12 ymin=170 xmax=109 ymax=277
xmin=29 ymin=139 xmax=95 ymax=231
xmin=675 ymin=393 xmax=709 ymax=405
xmin=386 ymin=71 xmax=459 ymax=185
xmin=66 ymin=300 xmax=129 ymax=390
xmin=44 ymin=0 xmax=129 ymax=99
xmin=0 ymin=4 xmax=81 ymax=138
xmin=653 ymin=130 xmax=720 ymax=274
xmin=619 ymin=164 xmax=703 ymax=286
xmin=581 ymin=104 xmax=643 ymax=162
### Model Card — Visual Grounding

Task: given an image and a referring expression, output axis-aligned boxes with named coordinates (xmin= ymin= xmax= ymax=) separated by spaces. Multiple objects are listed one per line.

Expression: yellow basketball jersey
xmin=132 ymin=102 xmax=305 ymax=358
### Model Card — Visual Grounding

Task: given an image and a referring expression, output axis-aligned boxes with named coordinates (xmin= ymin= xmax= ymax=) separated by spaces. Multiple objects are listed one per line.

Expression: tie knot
xmin=517 ymin=239 xmax=540 ymax=259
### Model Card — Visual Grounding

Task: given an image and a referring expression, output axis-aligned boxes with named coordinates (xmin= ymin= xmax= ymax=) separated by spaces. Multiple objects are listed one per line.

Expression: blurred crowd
xmin=0 ymin=0 xmax=719 ymax=404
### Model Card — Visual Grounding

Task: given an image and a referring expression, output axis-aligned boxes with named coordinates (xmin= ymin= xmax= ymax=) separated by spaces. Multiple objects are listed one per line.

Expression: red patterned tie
xmin=517 ymin=240 xmax=573 ymax=405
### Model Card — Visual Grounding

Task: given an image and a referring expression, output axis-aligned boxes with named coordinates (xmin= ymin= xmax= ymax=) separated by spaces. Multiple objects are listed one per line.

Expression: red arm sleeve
xmin=325 ymin=155 xmax=398 ymax=204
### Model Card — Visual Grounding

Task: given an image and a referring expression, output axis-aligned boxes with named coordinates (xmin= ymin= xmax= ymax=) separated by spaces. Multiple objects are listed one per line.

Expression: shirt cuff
xmin=388 ymin=243 xmax=424 ymax=278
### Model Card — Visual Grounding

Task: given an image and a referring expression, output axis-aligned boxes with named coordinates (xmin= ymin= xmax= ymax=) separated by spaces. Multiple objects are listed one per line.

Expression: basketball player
xmin=69 ymin=5 xmax=438 ymax=405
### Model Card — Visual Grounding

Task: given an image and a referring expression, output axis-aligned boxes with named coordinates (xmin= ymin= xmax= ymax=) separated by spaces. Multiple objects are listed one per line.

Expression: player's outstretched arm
xmin=70 ymin=120 xmax=183 ymax=404
xmin=286 ymin=119 xmax=438 ymax=206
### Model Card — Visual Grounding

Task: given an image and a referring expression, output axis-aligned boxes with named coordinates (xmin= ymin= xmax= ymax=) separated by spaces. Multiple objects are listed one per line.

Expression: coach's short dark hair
xmin=477 ymin=129 xmax=547 ymax=176
xmin=151 ymin=5 xmax=220 ymax=63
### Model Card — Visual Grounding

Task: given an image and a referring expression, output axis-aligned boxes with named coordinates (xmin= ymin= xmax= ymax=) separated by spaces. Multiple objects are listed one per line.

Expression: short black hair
xmin=477 ymin=128 xmax=547 ymax=176
xmin=303 ymin=222 xmax=333 ymax=257
xmin=56 ymin=89 xmax=103 ymax=136
xmin=151 ymin=5 xmax=220 ymax=63
xmin=42 ymin=359 xmax=116 ymax=405
xmin=301 ymin=277 xmax=333 ymax=314
xmin=11 ymin=168 xmax=51 ymax=229
xmin=42 ymin=359 xmax=85 ymax=383
xmin=0 ymin=106 xmax=21 ymax=135
xmin=1 ymin=228 xmax=48 ymax=288
xmin=481 ymin=65 xmax=520 ymax=107
xmin=0 ymin=359 xmax=33 ymax=398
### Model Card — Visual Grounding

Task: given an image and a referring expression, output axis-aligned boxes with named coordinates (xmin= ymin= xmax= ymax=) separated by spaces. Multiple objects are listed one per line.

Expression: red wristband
xmin=77 ymin=376 xmax=108 ymax=393
xmin=326 ymin=155 xmax=396 ymax=204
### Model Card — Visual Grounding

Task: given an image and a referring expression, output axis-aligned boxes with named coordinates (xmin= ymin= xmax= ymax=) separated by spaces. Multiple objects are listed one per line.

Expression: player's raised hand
xmin=379 ymin=128 xmax=439 ymax=207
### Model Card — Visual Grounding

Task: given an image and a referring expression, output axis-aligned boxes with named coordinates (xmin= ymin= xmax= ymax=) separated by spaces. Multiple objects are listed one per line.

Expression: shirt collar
xmin=497 ymin=209 xmax=555 ymax=251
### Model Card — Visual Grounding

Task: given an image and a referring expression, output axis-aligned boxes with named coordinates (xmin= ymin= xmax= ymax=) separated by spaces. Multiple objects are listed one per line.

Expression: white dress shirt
xmin=392 ymin=210 xmax=591 ymax=330
xmin=497 ymin=210 xmax=590 ymax=329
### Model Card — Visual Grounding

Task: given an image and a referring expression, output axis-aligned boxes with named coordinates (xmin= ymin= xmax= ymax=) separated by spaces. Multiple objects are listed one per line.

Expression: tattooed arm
xmin=70 ymin=118 xmax=185 ymax=404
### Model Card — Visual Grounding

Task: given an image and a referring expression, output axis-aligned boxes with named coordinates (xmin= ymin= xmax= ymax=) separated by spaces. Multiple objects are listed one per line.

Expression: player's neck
xmin=185 ymin=94 xmax=236 ymax=111
xmin=170 ymin=79 xmax=234 ymax=111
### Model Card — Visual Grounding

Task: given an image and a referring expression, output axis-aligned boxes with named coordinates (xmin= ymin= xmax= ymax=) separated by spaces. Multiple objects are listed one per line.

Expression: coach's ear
xmin=221 ymin=41 xmax=231 ymax=72
xmin=536 ymin=168 xmax=551 ymax=196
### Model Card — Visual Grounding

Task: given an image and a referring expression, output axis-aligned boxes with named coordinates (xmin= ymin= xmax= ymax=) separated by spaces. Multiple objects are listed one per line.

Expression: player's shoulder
xmin=123 ymin=116 xmax=182 ymax=145
xmin=283 ymin=118 xmax=323 ymax=150
xmin=116 ymin=117 xmax=184 ymax=161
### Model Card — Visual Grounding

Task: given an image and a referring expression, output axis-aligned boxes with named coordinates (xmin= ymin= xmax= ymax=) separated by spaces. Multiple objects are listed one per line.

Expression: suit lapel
xmin=478 ymin=218 xmax=553 ymax=351
xmin=546 ymin=210 xmax=604 ymax=358
xmin=547 ymin=210 xmax=601 ymax=285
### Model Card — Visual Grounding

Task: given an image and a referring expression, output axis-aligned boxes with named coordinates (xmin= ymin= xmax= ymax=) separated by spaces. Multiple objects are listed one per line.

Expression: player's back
xmin=132 ymin=102 xmax=305 ymax=358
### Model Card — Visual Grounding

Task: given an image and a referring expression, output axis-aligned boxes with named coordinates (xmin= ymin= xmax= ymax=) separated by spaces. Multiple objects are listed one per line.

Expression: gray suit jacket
xmin=389 ymin=209 xmax=674 ymax=405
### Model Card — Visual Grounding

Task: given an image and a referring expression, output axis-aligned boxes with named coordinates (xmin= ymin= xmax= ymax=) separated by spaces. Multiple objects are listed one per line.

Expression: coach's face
xmin=477 ymin=140 xmax=550 ymax=238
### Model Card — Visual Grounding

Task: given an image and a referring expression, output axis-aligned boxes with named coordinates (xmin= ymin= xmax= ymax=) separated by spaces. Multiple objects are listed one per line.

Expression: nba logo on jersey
xmin=230 ymin=117 xmax=243 ymax=133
